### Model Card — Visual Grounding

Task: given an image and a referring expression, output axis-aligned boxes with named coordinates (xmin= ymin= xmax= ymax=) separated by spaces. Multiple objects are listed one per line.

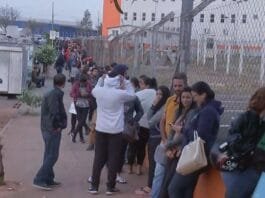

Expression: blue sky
xmin=1 ymin=0 xmax=103 ymax=27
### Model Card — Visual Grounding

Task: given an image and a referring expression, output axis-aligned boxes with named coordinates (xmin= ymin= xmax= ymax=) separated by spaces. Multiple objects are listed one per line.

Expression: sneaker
xmin=72 ymin=137 xmax=76 ymax=143
xmin=47 ymin=181 xmax=61 ymax=187
xmin=33 ymin=182 xmax=52 ymax=191
xmin=116 ymin=175 xmax=127 ymax=184
xmin=87 ymin=176 xmax=92 ymax=183
xmin=106 ymin=187 xmax=120 ymax=196
xmin=88 ymin=186 xmax=98 ymax=194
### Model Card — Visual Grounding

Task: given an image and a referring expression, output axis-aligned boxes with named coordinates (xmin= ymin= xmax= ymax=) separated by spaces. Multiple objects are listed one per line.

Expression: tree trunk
xmin=0 ymin=144 xmax=4 ymax=185
xmin=43 ymin=64 xmax=48 ymax=75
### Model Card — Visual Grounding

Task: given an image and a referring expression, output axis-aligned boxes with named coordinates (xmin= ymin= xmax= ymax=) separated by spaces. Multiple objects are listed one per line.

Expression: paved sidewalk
xmin=1 ymin=73 xmax=146 ymax=198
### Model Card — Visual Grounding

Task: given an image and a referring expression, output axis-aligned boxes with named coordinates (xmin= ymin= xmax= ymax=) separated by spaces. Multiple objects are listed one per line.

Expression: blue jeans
xmin=168 ymin=171 xmax=200 ymax=198
xmin=34 ymin=131 xmax=61 ymax=184
xmin=222 ymin=168 xmax=261 ymax=198
xmin=151 ymin=163 xmax=165 ymax=198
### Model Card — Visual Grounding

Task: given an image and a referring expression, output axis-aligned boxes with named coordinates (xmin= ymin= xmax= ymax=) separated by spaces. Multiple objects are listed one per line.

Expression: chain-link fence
xmin=81 ymin=0 xmax=265 ymax=138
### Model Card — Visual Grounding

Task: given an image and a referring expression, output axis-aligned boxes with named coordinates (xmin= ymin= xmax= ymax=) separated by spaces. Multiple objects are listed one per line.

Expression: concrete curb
xmin=0 ymin=117 xmax=15 ymax=137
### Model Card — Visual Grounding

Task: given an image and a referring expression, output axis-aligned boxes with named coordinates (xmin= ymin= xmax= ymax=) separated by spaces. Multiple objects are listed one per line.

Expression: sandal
xmin=135 ymin=186 xmax=151 ymax=196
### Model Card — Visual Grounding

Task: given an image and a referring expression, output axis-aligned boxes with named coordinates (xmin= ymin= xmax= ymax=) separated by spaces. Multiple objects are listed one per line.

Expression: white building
xmin=109 ymin=0 xmax=264 ymax=42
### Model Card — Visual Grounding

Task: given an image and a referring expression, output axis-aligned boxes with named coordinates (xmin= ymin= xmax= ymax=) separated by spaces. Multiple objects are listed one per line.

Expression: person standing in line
xmin=33 ymin=74 xmax=67 ymax=190
xmin=167 ymin=81 xmax=223 ymax=198
xmin=135 ymin=85 xmax=170 ymax=195
xmin=116 ymin=77 xmax=144 ymax=183
xmin=130 ymin=75 xmax=157 ymax=175
xmin=219 ymin=87 xmax=265 ymax=198
xmin=151 ymin=73 xmax=187 ymax=198
xmin=89 ymin=64 xmax=135 ymax=196
xmin=158 ymin=87 xmax=196 ymax=198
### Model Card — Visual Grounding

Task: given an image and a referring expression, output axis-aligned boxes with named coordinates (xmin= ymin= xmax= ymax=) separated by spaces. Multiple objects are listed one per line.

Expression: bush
xmin=17 ymin=90 xmax=42 ymax=108
xmin=34 ymin=44 xmax=56 ymax=74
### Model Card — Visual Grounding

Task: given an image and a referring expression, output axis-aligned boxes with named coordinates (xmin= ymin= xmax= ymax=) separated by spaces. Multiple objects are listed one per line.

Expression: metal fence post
xmin=260 ymin=40 xmax=265 ymax=85
xmin=239 ymin=42 xmax=244 ymax=76
xmin=214 ymin=38 xmax=217 ymax=72
xmin=226 ymin=40 xmax=231 ymax=74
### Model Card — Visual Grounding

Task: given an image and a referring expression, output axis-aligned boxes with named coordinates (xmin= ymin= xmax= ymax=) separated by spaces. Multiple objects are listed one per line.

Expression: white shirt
xmin=136 ymin=88 xmax=156 ymax=128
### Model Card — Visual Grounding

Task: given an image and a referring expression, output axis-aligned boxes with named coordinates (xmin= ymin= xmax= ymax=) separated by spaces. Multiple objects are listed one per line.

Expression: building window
xmin=112 ymin=30 xmax=119 ymax=36
xmin=170 ymin=16 xmax=174 ymax=22
xmin=142 ymin=13 xmax=146 ymax=21
xmin=133 ymin=12 xmax=137 ymax=21
xmin=220 ymin=14 xmax=225 ymax=23
xmin=210 ymin=14 xmax=215 ymax=23
xmin=124 ymin=12 xmax=128 ymax=20
xmin=231 ymin=14 xmax=236 ymax=23
xmin=242 ymin=14 xmax=247 ymax=23
xmin=200 ymin=14 xmax=204 ymax=22
xmin=223 ymin=29 xmax=228 ymax=36
xmin=161 ymin=13 xmax=165 ymax=19
xmin=151 ymin=13 xmax=155 ymax=22
xmin=206 ymin=38 xmax=214 ymax=49
xmin=253 ymin=14 xmax=258 ymax=20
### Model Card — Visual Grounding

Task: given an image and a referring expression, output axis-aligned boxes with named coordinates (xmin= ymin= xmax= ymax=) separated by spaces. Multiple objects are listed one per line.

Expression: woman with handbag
xmin=70 ymin=74 xmax=92 ymax=143
xmin=135 ymin=85 xmax=170 ymax=195
xmin=217 ymin=87 xmax=265 ymax=198
xmin=157 ymin=87 xmax=196 ymax=198
xmin=168 ymin=81 xmax=224 ymax=198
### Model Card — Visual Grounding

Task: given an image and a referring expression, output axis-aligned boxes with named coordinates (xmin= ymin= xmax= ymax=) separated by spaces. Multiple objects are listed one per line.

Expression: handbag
xmin=123 ymin=122 xmax=139 ymax=143
xmin=176 ymin=131 xmax=208 ymax=175
xmin=68 ymin=102 xmax=77 ymax=114
xmin=252 ymin=172 xmax=265 ymax=198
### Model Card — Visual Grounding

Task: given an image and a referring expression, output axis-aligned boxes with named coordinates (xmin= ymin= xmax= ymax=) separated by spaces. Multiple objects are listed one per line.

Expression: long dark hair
xmin=139 ymin=75 xmax=157 ymax=90
xmin=248 ymin=87 xmax=265 ymax=114
xmin=130 ymin=77 xmax=140 ymax=90
xmin=191 ymin=81 xmax=215 ymax=101
xmin=175 ymin=87 xmax=196 ymax=120
xmin=153 ymin=86 xmax=170 ymax=113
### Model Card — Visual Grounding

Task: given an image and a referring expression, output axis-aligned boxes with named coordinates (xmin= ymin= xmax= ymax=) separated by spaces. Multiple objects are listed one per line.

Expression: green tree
xmin=80 ymin=9 xmax=93 ymax=31
xmin=96 ymin=22 xmax=102 ymax=35
xmin=34 ymin=44 xmax=56 ymax=75
xmin=27 ymin=19 xmax=39 ymax=35
xmin=0 ymin=5 xmax=19 ymax=33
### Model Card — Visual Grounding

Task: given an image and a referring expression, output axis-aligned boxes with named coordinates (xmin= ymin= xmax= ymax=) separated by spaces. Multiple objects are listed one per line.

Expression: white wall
xmin=121 ymin=0 xmax=182 ymax=28
xmin=117 ymin=0 xmax=265 ymax=42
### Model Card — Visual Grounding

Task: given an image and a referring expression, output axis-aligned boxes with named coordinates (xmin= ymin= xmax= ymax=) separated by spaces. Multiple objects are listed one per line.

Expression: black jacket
xmin=55 ymin=53 xmax=65 ymax=68
xmin=227 ymin=110 xmax=265 ymax=170
xmin=41 ymin=87 xmax=67 ymax=132
xmin=124 ymin=96 xmax=144 ymax=124
xmin=182 ymin=100 xmax=224 ymax=154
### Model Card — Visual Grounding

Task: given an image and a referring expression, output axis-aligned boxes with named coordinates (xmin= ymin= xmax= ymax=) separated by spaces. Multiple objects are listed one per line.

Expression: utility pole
xmin=52 ymin=2 xmax=54 ymax=47
xmin=178 ymin=0 xmax=194 ymax=73
xmin=175 ymin=0 xmax=216 ymax=74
